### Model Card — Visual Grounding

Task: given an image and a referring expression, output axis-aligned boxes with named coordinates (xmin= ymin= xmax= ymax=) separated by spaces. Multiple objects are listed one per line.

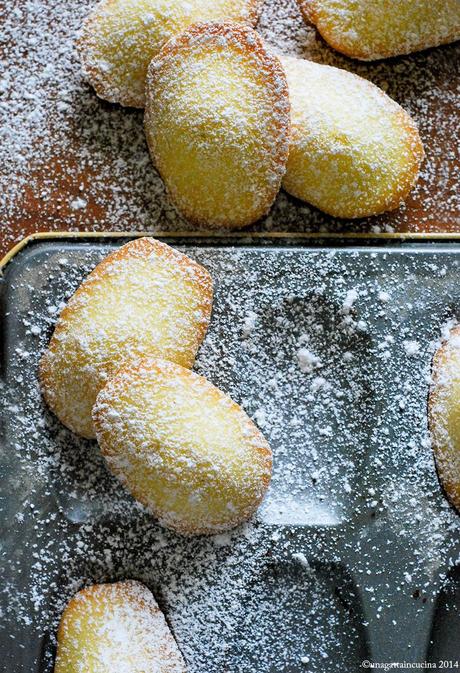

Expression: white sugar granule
xmin=403 ymin=340 xmax=421 ymax=356
xmin=297 ymin=347 xmax=322 ymax=373
xmin=70 ymin=197 xmax=88 ymax=210
xmin=342 ymin=289 xmax=359 ymax=312
xmin=242 ymin=311 xmax=258 ymax=338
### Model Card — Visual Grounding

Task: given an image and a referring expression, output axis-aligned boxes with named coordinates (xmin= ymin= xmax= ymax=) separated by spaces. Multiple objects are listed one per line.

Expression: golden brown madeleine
xmin=281 ymin=55 xmax=424 ymax=219
xmin=297 ymin=0 xmax=460 ymax=61
xmin=40 ymin=238 xmax=213 ymax=439
xmin=78 ymin=0 xmax=264 ymax=107
xmin=93 ymin=358 xmax=273 ymax=535
xmin=429 ymin=326 xmax=460 ymax=513
xmin=144 ymin=22 xmax=290 ymax=229
xmin=54 ymin=580 xmax=186 ymax=673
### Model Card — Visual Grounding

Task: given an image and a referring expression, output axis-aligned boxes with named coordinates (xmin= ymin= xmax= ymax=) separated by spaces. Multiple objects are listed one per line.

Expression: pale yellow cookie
xmin=297 ymin=0 xmax=460 ymax=60
xmin=54 ymin=580 xmax=186 ymax=673
xmin=281 ymin=55 xmax=424 ymax=219
xmin=144 ymin=22 xmax=290 ymax=229
xmin=429 ymin=326 xmax=460 ymax=513
xmin=93 ymin=358 xmax=273 ymax=535
xmin=40 ymin=238 xmax=213 ymax=439
xmin=78 ymin=0 xmax=264 ymax=107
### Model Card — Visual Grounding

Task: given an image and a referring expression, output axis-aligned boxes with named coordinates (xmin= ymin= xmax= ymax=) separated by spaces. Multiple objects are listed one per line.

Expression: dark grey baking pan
xmin=2 ymin=232 xmax=460 ymax=672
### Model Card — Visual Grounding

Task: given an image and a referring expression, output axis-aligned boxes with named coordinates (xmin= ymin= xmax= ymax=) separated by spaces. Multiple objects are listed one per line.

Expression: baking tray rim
xmin=3 ymin=230 xmax=460 ymax=270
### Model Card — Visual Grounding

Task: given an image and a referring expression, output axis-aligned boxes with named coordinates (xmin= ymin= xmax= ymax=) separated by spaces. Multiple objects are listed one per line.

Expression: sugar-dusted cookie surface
xmin=281 ymin=55 xmax=424 ymax=220
xmin=78 ymin=0 xmax=264 ymax=107
xmin=297 ymin=0 xmax=460 ymax=61
xmin=40 ymin=238 xmax=213 ymax=439
xmin=429 ymin=326 xmax=460 ymax=513
xmin=144 ymin=22 xmax=290 ymax=229
xmin=54 ymin=580 xmax=186 ymax=673
xmin=93 ymin=357 xmax=273 ymax=535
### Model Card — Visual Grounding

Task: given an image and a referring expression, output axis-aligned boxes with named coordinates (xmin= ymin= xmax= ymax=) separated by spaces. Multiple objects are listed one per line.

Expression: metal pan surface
xmin=1 ymin=234 xmax=460 ymax=672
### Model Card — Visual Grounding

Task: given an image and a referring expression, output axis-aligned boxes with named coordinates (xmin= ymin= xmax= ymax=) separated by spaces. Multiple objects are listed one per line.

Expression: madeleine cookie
xmin=78 ymin=0 xmax=264 ymax=107
xmin=40 ymin=238 xmax=213 ymax=439
xmin=93 ymin=358 xmax=273 ymax=535
xmin=297 ymin=0 xmax=460 ymax=61
xmin=144 ymin=23 xmax=290 ymax=229
xmin=429 ymin=326 xmax=460 ymax=513
xmin=54 ymin=580 xmax=186 ymax=673
xmin=281 ymin=56 xmax=424 ymax=219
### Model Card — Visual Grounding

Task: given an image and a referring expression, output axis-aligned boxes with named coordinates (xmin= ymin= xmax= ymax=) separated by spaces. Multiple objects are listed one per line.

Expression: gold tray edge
xmin=2 ymin=230 xmax=460 ymax=271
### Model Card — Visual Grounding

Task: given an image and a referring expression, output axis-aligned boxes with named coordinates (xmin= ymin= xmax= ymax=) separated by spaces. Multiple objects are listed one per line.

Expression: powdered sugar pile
xmin=2 ymin=239 xmax=460 ymax=670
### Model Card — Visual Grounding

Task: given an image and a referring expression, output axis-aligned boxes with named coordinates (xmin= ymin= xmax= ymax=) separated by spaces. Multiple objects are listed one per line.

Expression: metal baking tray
xmin=2 ymin=233 xmax=460 ymax=673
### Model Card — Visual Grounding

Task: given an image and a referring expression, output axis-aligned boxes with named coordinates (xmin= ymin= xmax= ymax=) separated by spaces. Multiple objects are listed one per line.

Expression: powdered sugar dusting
xmin=3 ymin=239 xmax=460 ymax=669
xmin=78 ymin=0 xmax=264 ymax=107
xmin=39 ymin=237 xmax=213 ymax=438
xmin=296 ymin=0 xmax=460 ymax=61
xmin=0 ymin=0 xmax=458 ymax=255
xmin=281 ymin=54 xmax=424 ymax=219
xmin=55 ymin=580 xmax=186 ymax=672
xmin=429 ymin=324 xmax=460 ymax=514
xmin=93 ymin=356 xmax=272 ymax=535
xmin=144 ymin=22 xmax=290 ymax=228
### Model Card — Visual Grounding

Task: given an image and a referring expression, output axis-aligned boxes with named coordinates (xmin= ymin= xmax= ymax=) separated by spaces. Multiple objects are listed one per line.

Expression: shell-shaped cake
xmin=40 ymin=238 xmax=213 ymax=439
xmin=297 ymin=0 xmax=460 ymax=60
xmin=429 ymin=326 xmax=460 ymax=513
xmin=93 ymin=358 xmax=273 ymax=535
xmin=54 ymin=581 xmax=186 ymax=672
xmin=281 ymin=56 xmax=424 ymax=219
xmin=144 ymin=22 xmax=290 ymax=229
xmin=78 ymin=0 xmax=264 ymax=107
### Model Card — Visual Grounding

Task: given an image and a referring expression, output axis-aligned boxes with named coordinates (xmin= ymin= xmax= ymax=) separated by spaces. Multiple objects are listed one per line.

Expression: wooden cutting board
xmin=1 ymin=0 xmax=458 ymax=259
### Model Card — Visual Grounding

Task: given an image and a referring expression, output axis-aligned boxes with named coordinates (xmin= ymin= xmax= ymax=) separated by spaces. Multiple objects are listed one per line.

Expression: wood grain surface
xmin=0 ymin=0 xmax=459 ymax=259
